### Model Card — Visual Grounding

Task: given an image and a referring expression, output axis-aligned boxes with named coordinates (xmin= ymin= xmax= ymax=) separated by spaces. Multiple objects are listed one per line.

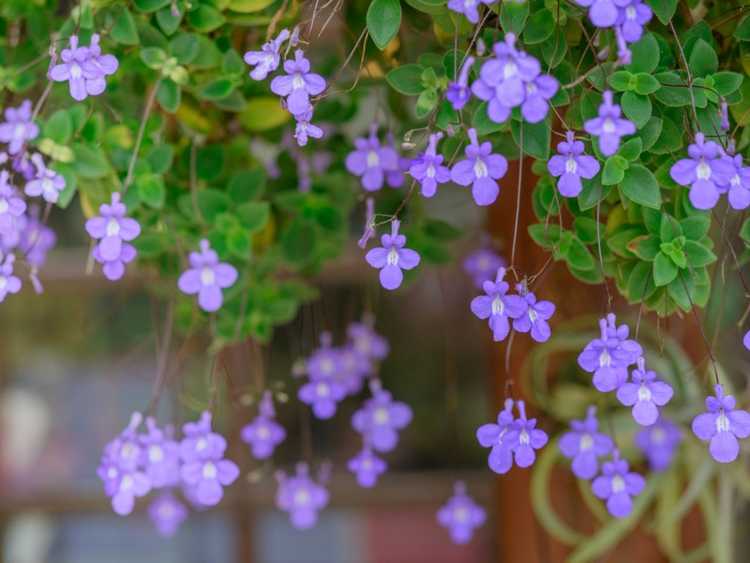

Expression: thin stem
xmin=190 ymin=137 xmax=205 ymax=225
xmin=680 ymin=275 xmax=721 ymax=385
xmin=31 ymin=82 xmax=53 ymax=121
xmin=122 ymin=80 xmax=160 ymax=193
xmin=596 ymin=201 xmax=612 ymax=311
xmin=669 ymin=21 xmax=699 ymax=129
xmin=510 ymin=125 xmax=524 ymax=270
xmin=146 ymin=301 xmax=174 ymax=416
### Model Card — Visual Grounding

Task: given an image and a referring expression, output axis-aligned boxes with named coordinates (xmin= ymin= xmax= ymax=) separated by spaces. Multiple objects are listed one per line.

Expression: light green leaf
xmin=621 ymin=164 xmax=661 ymax=209
xmin=654 ymin=251 xmax=678 ymax=286
xmin=386 ymin=64 xmax=425 ymax=95
xmin=367 ymin=0 xmax=402 ymax=50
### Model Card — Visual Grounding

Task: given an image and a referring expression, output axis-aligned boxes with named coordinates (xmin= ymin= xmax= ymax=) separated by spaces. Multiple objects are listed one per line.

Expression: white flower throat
xmin=696 ymin=159 xmax=712 ymax=180
xmin=367 ymin=151 xmax=380 ymax=168
xmin=566 ymin=158 xmax=578 ymax=174
xmin=474 ymin=159 xmax=488 ymax=178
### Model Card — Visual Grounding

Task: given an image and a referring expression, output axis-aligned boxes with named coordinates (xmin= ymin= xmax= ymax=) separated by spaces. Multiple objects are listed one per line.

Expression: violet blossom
xmin=19 ymin=206 xmax=56 ymax=270
xmin=0 ymin=171 xmax=27 ymax=238
xmin=25 ymin=153 xmax=66 ymax=203
xmin=584 ymin=90 xmax=636 ymax=157
xmin=293 ymin=109 xmax=324 ymax=147
xmin=470 ymin=267 xmax=526 ymax=342
xmin=365 ymin=220 xmax=421 ymax=291
xmin=85 ymin=192 xmax=141 ymax=282
xmin=574 ymin=0 xmax=620 ymax=28
xmin=591 ymin=450 xmax=645 ymax=518
xmin=670 ymin=133 xmax=734 ymax=210
xmin=503 ymin=400 xmax=549 ymax=468
xmin=510 ymin=283 xmax=555 ymax=343
xmin=178 ymin=239 xmax=238 ymax=312
xmin=409 ymin=133 xmax=451 ymax=198
xmin=275 ymin=463 xmax=329 ymax=530
xmin=437 ymin=482 xmax=486 ymax=545
xmin=635 ymin=417 xmax=681 ymax=472
xmin=244 ymin=29 xmax=290 ymax=80
xmin=140 ymin=418 xmax=181 ymax=489
xmin=692 ymin=384 xmax=750 ymax=463
xmin=345 ymin=124 xmax=400 ymax=191
xmin=0 ymin=253 xmax=21 ymax=303
xmin=547 ymin=131 xmax=601 ymax=197
xmin=347 ymin=445 xmax=387 ymax=488
xmin=347 ymin=318 xmax=390 ymax=361
xmin=446 ymin=56 xmax=474 ymax=111
xmin=270 ymin=49 xmax=326 ymax=118
xmin=616 ymin=357 xmax=673 ymax=426
xmin=0 ymin=100 xmax=39 ymax=155
xmin=149 ymin=492 xmax=188 ymax=537
xmin=447 ymin=0 xmax=493 ymax=24
xmin=49 ymin=34 xmax=118 ymax=101
xmin=617 ymin=0 xmax=653 ymax=43
xmin=352 ymin=385 xmax=412 ymax=453
xmin=463 ymin=246 xmax=505 ymax=288
xmin=725 ymin=153 xmax=750 ymax=210
xmin=450 ymin=128 xmax=508 ymax=206
xmin=476 ymin=398 xmax=516 ymax=474
xmin=241 ymin=391 xmax=286 ymax=459
xmin=298 ymin=375 xmax=347 ymax=420
xmin=558 ymin=406 xmax=613 ymax=480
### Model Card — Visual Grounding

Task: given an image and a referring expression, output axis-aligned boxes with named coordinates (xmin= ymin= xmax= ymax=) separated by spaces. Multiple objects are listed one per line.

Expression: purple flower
xmin=270 ymin=49 xmax=326 ymax=117
xmin=179 ymin=411 xmax=228 ymax=463
xmin=25 ymin=153 xmax=66 ymax=203
xmin=244 ymin=29 xmax=290 ymax=80
xmin=591 ymin=450 xmax=645 ymax=518
xmin=298 ymin=377 xmax=347 ymax=419
xmin=744 ymin=329 xmax=750 ymax=351
xmin=335 ymin=343 xmax=370 ymax=395
xmin=635 ymin=417 xmax=681 ymax=472
xmin=510 ymin=283 xmax=555 ymax=343
xmin=503 ymin=400 xmax=549 ymax=468
xmin=19 ymin=206 xmax=56 ymax=269
xmin=0 ymin=171 xmax=27 ymax=238
xmin=446 ymin=56 xmax=474 ymax=111
xmin=575 ymin=0 xmax=621 ymax=28
xmin=463 ymin=247 xmax=505 ymax=289
xmin=521 ymin=73 xmax=559 ymax=124
xmin=85 ymin=192 xmax=140 ymax=282
xmin=476 ymin=398 xmax=516 ymax=474
xmin=241 ymin=391 xmax=286 ymax=459
xmin=584 ymin=91 xmax=636 ymax=157
xmin=409 ymin=133 xmax=451 ymax=198
xmin=670 ymin=133 xmax=734 ymax=210
xmin=148 ymin=492 xmax=188 ymax=537
xmin=559 ymin=406 xmax=614 ymax=479
xmin=293 ymin=109 xmax=324 ymax=147
xmin=140 ymin=418 xmax=181 ymax=489
xmin=178 ymin=239 xmax=238 ymax=312
xmin=724 ymin=152 xmax=750 ymax=210
xmin=365 ymin=220 xmax=421 ymax=291
xmin=577 ymin=313 xmax=642 ymax=393
xmin=470 ymin=267 xmax=526 ymax=342
xmin=447 ymin=0 xmax=493 ymax=24
xmin=616 ymin=357 xmax=673 ymax=426
xmin=692 ymin=384 xmax=750 ymax=463
xmin=450 ymin=128 xmax=508 ymax=206
xmin=347 ymin=319 xmax=390 ymax=361
xmin=547 ymin=131 xmax=601 ymax=197
xmin=347 ymin=446 xmax=387 ymax=488
xmin=346 ymin=125 xmax=400 ymax=191
xmin=0 ymin=253 xmax=21 ymax=302
xmin=50 ymin=34 xmax=118 ymax=101
xmin=616 ymin=0 xmax=652 ymax=43
xmin=0 ymin=100 xmax=39 ymax=155
xmin=352 ymin=386 xmax=412 ymax=453
xmin=94 ymin=239 xmax=137 ymax=281
xmin=437 ymin=481 xmax=486 ymax=544
xmin=306 ymin=332 xmax=341 ymax=379
xmin=275 ymin=463 xmax=329 ymax=530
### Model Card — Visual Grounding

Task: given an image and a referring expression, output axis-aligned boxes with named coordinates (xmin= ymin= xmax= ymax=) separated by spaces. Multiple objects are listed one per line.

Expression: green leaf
xmin=229 ymin=169 xmax=266 ymax=201
xmin=140 ymin=47 xmax=168 ymax=70
xmin=680 ymin=215 xmax=710 ymax=240
xmin=111 ymin=6 xmax=140 ymax=45
xmin=228 ymin=0 xmax=276 ymax=12
xmin=523 ymin=8 xmax=553 ymax=45
xmin=367 ymin=0 xmax=402 ymax=50
xmin=650 ymin=116 xmax=683 ymax=154
xmin=197 ymin=189 xmax=231 ymax=222
xmin=621 ymin=91 xmax=652 ymax=128
xmin=528 ymin=223 xmax=561 ymax=249
xmin=627 ymin=261 xmax=653 ymax=301
xmin=198 ymin=78 xmax=235 ymax=101
xmin=188 ymin=5 xmax=226 ymax=32
xmin=637 ymin=117 xmax=663 ymax=151
xmin=631 ymin=235 xmax=661 ymax=261
xmin=634 ymin=73 xmax=660 ymax=95
xmin=684 ymin=240 xmax=716 ymax=267
xmin=627 ymin=33 xmax=659 ymax=73
xmin=660 ymin=215 xmax=682 ymax=242
xmin=134 ymin=0 xmax=171 ymax=12
xmin=73 ymin=144 xmax=111 ymax=178
xmin=156 ymin=7 xmax=183 ymax=36
xmin=621 ymin=164 xmax=661 ymax=209
xmin=735 ymin=15 xmax=750 ymax=41
xmin=236 ymin=201 xmax=270 ymax=232
xmin=239 ymin=97 xmax=291 ymax=131
xmin=563 ymin=236 xmax=596 ymax=271
xmin=386 ymin=64 xmax=425 ymax=95
xmin=654 ymin=71 xmax=694 ymax=107
xmin=157 ymin=79 xmax=181 ymax=113
xmin=688 ymin=39 xmax=718 ymax=77
xmin=608 ymin=71 xmax=633 ymax=92
xmin=146 ymin=145 xmax=174 ymax=175
xmin=653 ymin=252 xmax=678 ymax=286
xmin=712 ymin=71 xmax=743 ymax=96
xmin=226 ymin=225 xmax=251 ymax=258
xmin=415 ymin=88 xmax=438 ymax=118
xmin=500 ymin=1 xmax=529 ymax=35
xmin=282 ymin=220 xmax=317 ymax=264
xmin=136 ymin=173 xmax=166 ymax=208
xmin=472 ymin=103 xmax=504 ymax=136
xmin=647 ymin=0 xmax=677 ymax=25
xmin=424 ymin=218 xmax=461 ymax=240
xmin=602 ymin=155 xmax=628 ymax=186
xmin=511 ymin=118 xmax=550 ymax=160
xmin=578 ymin=177 xmax=612 ymax=211
xmin=618 ymin=137 xmax=642 ymax=162
xmin=170 ymin=33 xmax=200 ymax=64
xmin=44 ymin=110 xmax=73 ymax=144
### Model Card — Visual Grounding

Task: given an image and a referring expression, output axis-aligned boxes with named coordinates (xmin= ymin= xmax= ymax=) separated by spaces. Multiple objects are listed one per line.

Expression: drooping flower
xmin=724 ymin=153 xmax=750 ymax=210
xmin=0 ymin=171 xmax=27 ymax=238
xmin=306 ymin=332 xmax=342 ymax=380
xmin=0 ymin=253 xmax=21 ymax=303
xmin=365 ymin=220 xmax=421 ymax=291
xmin=179 ymin=411 xmax=228 ymax=463
xmin=25 ymin=153 xmax=66 ymax=203
xmin=345 ymin=124 xmax=400 ymax=192
xmin=509 ymin=283 xmax=556 ymax=343
xmin=470 ymin=267 xmax=526 ymax=342
xmin=244 ymin=28 xmax=290 ymax=80
xmin=547 ymin=131 xmax=601 ymax=197
xmin=446 ymin=56 xmax=474 ymax=111
xmin=635 ymin=417 xmax=682 ymax=472
xmin=335 ymin=343 xmax=371 ymax=395
xmin=347 ymin=318 xmax=390 ymax=361
xmin=574 ymin=0 xmax=620 ymax=28
xmin=450 ymin=128 xmax=508 ymax=206
xmin=140 ymin=418 xmax=181 ymax=489
xmin=521 ymin=73 xmax=559 ymax=123
xmin=148 ymin=492 xmax=188 ymax=537
xmin=577 ymin=313 xmax=642 ymax=393
xmin=437 ymin=481 xmax=486 ymax=545
xmin=298 ymin=375 xmax=347 ymax=420
xmin=584 ymin=91 xmax=636 ymax=157
xmin=93 ymin=238 xmax=137 ymax=282
xmin=347 ymin=445 xmax=387 ymax=488
xmin=559 ymin=406 xmax=614 ymax=480
xmin=241 ymin=391 xmax=286 ymax=459
xmin=270 ymin=49 xmax=327 ymax=117
xmin=669 ymin=133 xmax=734 ymax=210
xmin=476 ymin=398 xmax=516 ymax=474
xmin=293 ymin=109 xmax=324 ymax=147
xmin=275 ymin=463 xmax=329 ymax=530
xmin=19 ymin=205 xmax=56 ymax=270
xmin=85 ymin=192 xmax=141 ymax=282
xmin=409 ymin=133 xmax=451 ymax=198
xmin=616 ymin=0 xmax=653 ymax=43
xmin=692 ymin=384 xmax=750 ymax=463
xmin=352 ymin=385 xmax=412 ymax=453
xmin=178 ymin=239 xmax=238 ymax=312
xmin=463 ymin=246 xmax=506 ymax=288
xmin=0 ymin=100 xmax=39 ymax=155
xmin=447 ymin=0 xmax=493 ymax=24
xmin=591 ymin=450 xmax=645 ymax=518
xmin=616 ymin=357 xmax=673 ymax=426
xmin=503 ymin=400 xmax=549 ymax=468
xmin=49 ymin=34 xmax=118 ymax=101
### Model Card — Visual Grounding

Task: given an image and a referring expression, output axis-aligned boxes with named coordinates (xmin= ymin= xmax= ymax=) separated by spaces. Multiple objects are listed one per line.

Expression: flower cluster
xmin=471 ymin=267 xmax=555 ymax=343
xmin=178 ymin=239 xmax=238 ymax=312
xmin=85 ymin=192 xmax=141 ymax=282
xmin=447 ymin=0 xmax=494 ymax=24
xmin=0 ymin=100 xmax=39 ymax=155
xmin=241 ymin=391 xmax=286 ymax=460
xmin=463 ymin=244 xmax=506 ymax=288
xmin=275 ymin=463 xmax=330 ymax=530
xmin=574 ymin=0 xmax=653 ymax=62
xmin=476 ymin=398 xmax=548 ymax=474
xmin=437 ymin=481 xmax=486 ymax=545
xmin=50 ymin=34 xmax=119 ymax=101
xmin=559 ymin=406 xmax=614 ymax=479
xmin=577 ymin=313 xmax=642 ymax=392
xmin=364 ymin=220 xmax=421 ymax=291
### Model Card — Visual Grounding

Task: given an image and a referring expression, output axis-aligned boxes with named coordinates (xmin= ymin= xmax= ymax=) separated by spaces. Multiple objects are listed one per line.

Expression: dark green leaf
xmin=111 ymin=6 xmax=140 ymax=45
xmin=621 ymin=91 xmax=652 ymax=128
xmin=500 ymin=1 xmax=529 ymax=35
xmin=386 ymin=64 xmax=425 ymax=95
xmin=684 ymin=240 xmax=716 ymax=267
xmin=688 ymin=39 xmax=718 ymax=77
xmin=236 ymin=201 xmax=270 ymax=232
xmin=627 ymin=33 xmax=659 ymax=73
xmin=198 ymin=78 xmax=235 ymax=101
xmin=146 ymin=145 xmax=174 ymax=175
xmin=654 ymin=252 xmax=678 ymax=286
xmin=680 ymin=215 xmax=710 ymax=240
xmin=618 ymin=137 xmax=642 ymax=162
xmin=282 ymin=220 xmax=317 ymax=264
xmin=647 ymin=0 xmax=677 ymax=25
xmin=156 ymin=7 xmax=183 ymax=36
xmin=134 ymin=0 xmax=171 ymax=12
xmin=73 ymin=144 xmax=111 ymax=178
xmin=523 ymin=8 xmax=554 ymax=45
xmin=367 ymin=0 xmax=402 ymax=50
xmin=188 ymin=5 xmax=226 ymax=32
xmin=157 ymin=79 xmax=181 ymax=113
xmin=634 ymin=73 xmax=660 ymax=95
xmin=170 ymin=33 xmax=200 ymax=64
xmin=602 ymin=155 xmax=628 ymax=186
xmin=621 ymin=164 xmax=661 ymax=209
xmin=608 ymin=71 xmax=633 ymax=92
xmin=44 ymin=110 xmax=73 ymax=144
xmin=197 ymin=189 xmax=231 ymax=222
xmin=229 ymin=169 xmax=266 ymax=201
xmin=511 ymin=118 xmax=550 ymax=160
xmin=712 ymin=71 xmax=743 ymax=96
xmin=735 ymin=15 xmax=750 ymax=41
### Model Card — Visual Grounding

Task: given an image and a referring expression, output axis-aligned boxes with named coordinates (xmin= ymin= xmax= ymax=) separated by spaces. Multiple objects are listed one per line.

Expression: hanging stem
xmin=122 ymin=79 xmax=160 ymax=193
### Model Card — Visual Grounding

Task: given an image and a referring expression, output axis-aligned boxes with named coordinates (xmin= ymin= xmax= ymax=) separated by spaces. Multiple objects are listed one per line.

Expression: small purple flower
xmin=450 ymin=128 xmax=508 ymax=206
xmin=547 ymin=131 xmax=601 ymax=197
xmin=85 ymin=192 xmax=140 ymax=282
xmin=347 ymin=318 xmax=390 ymax=361
xmin=521 ymin=73 xmax=559 ymax=124
xmin=241 ymin=391 xmax=286 ymax=459
xmin=584 ymin=91 xmax=636 ymax=157
xmin=724 ymin=153 xmax=750 ymax=210
xmin=25 ymin=153 xmax=66 ymax=203
xmin=275 ymin=463 xmax=329 ymax=530
xmin=476 ymin=398 xmax=516 ymax=474
xmin=293 ymin=109 xmax=324 ymax=147
xmin=616 ymin=357 xmax=673 ymax=426
xmin=670 ymin=133 xmax=734 ymax=210
xmin=616 ymin=0 xmax=652 ymax=43
xmin=50 ymin=34 xmax=118 ymax=101
xmin=306 ymin=332 xmax=341 ymax=379
xmin=510 ymin=283 xmax=555 ymax=343
xmin=179 ymin=411 xmax=228 ymax=463
xmin=559 ymin=406 xmax=614 ymax=480
xmin=447 ymin=0 xmax=493 ymax=24
xmin=470 ymin=267 xmax=526 ymax=342
xmin=365 ymin=220 xmax=421 ymax=291
xmin=149 ymin=492 xmax=188 ymax=537
xmin=446 ymin=56 xmax=474 ymax=111
xmin=298 ymin=377 xmax=347 ymax=419
xmin=720 ymin=101 xmax=730 ymax=132
xmin=180 ymin=455 xmax=239 ymax=507
xmin=270 ymin=49 xmax=327 ymax=117
xmin=352 ymin=386 xmax=412 ymax=453
xmin=503 ymin=400 xmax=549 ymax=468
xmin=0 ymin=100 xmax=39 ymax=155
xmin=93 ymin=239 xmax=137 ymax=281
xmin=463 ymin=246 xmax=506 ymax=288
xmin=575 ymin=0 xmax=621 ymax=28
xmin=244 ymin=28 xmax=290 ymax=80
xmin=140 ymin=418 xmax=181 ymax=489
xmin=635 ymin=417 xmax=682 ymax=472
xmin=591 ymin=450 xmax=645 ymax=518
xmin=0 ymin=171 xmax=27 ymax=238
xmin=409 ymin=133 xmax=451 ymax=198
xmin=348 ymin=446 xmax=387 ymax=488
xmin=577 ymin=313 xmax=642 ymax=393
xmin=692 ymin=384 xmax=750 ymax=463
xmin=335 ymin=343 xmax=370 ymax=395
xmin=19 ymin=206 xmax=56 ymax=269
xmin=0 ymin=253 xmax=21 ymax=302
xmin=437 ymin=481 xmax=486 ymax=545
xmin=178 ymin=239 xmax=238 ymax=312
xmin=744 ymin=329 xmax=750 ymax=351
xmin=346 ymin=124 xmax=400 ymax=192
